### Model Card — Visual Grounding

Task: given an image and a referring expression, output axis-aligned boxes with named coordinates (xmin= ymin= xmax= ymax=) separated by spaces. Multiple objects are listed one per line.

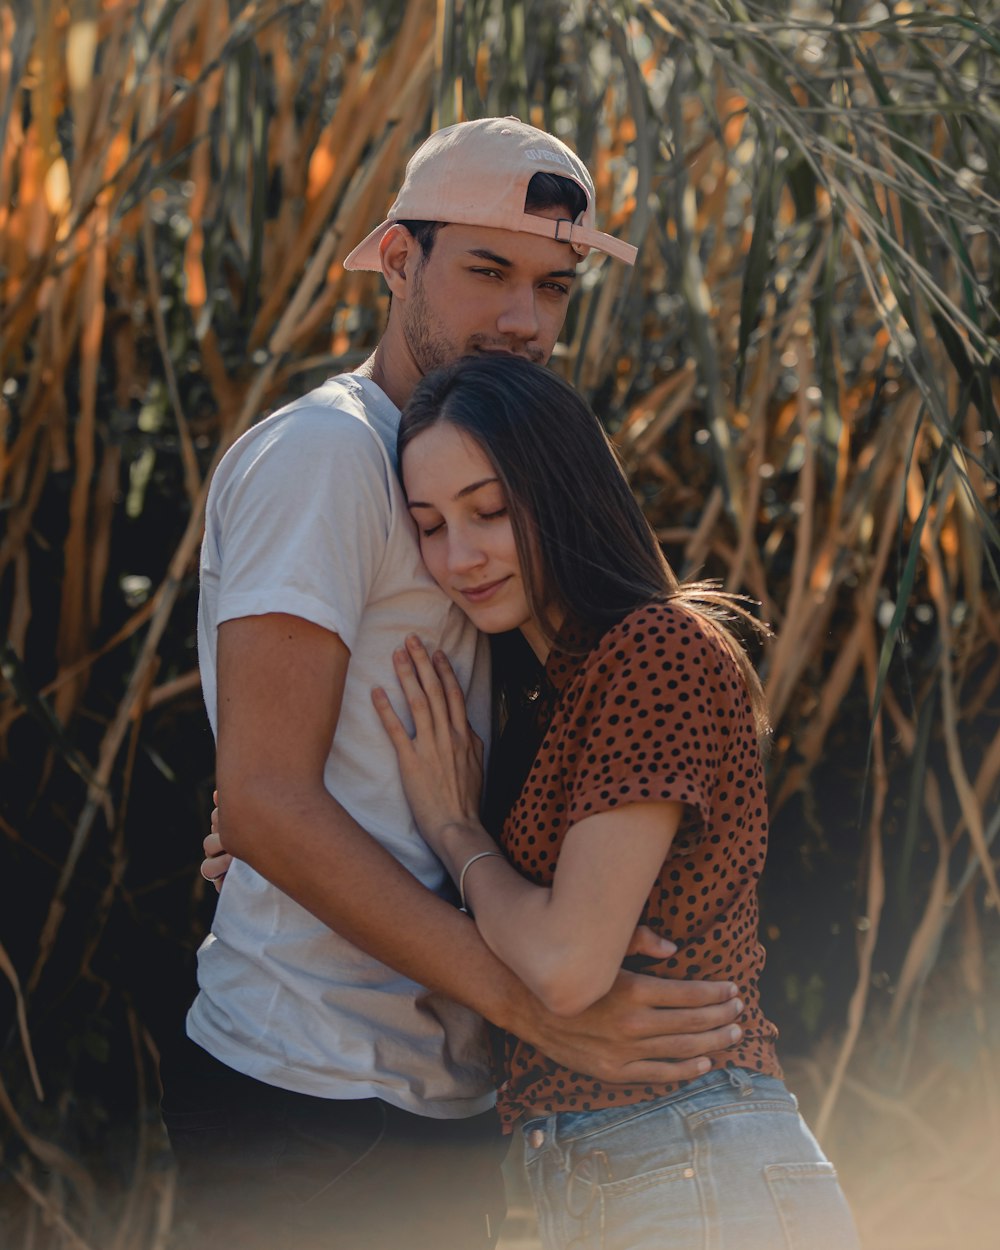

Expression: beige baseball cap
xmin=343 ymin=117 xmax=638 ymax=270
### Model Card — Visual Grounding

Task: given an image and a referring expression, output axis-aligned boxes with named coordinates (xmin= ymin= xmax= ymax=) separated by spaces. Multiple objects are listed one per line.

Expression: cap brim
xmin=343 ymin=220 xmax=393 ymax=271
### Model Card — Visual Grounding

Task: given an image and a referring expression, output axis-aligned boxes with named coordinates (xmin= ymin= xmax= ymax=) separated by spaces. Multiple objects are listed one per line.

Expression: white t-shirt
xmin=187 ymin=373 xmax=495 ymax=1118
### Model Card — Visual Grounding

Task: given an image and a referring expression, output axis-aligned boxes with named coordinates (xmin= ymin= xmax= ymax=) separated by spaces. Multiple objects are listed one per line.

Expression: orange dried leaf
xmin=642 ymin=5 xmax=679 ymax=36
xmin=44 ymin=156 xmax=71 ymax=215
xmin=307 ymin=141 xmax=337 ymax=203
xmin=475 ymin=41 xmax=490 ymax=99
xmin=184 ymin=230 xmax=207 ymax=310
xmin=66 ymin=19 xmax=97 ymax=93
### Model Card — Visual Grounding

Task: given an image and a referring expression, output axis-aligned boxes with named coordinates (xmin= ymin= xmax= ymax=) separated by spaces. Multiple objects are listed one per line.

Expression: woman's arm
xmin=374 ymin=635 xmax=681 ymax=1016
xmin=441 ymin=801 xmax=680 ymax=1016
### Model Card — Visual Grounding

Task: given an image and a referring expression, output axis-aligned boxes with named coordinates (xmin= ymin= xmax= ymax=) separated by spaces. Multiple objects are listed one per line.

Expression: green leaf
xmin=736 ymin=119 xmax=776 ymax=399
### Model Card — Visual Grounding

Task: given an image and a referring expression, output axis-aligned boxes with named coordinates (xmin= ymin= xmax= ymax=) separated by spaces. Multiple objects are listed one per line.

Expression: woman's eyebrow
xmin=407 ymin=477 xmax=499 ymax=509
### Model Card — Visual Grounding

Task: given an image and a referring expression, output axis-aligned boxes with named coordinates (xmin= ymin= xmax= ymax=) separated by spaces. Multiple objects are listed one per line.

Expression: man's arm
xmin=215 ymin=613 xmax=742 ymax=1083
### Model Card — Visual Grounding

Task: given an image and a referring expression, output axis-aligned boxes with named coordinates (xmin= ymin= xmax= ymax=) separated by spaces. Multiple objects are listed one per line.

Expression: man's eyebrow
xmin=407 ymin=477 xmax=500 ymax=508
xmin=465 ymin=248 xmax=577 ymax=280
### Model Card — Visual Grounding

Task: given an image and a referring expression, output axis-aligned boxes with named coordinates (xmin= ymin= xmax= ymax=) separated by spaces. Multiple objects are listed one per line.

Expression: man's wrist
xmin=481 ymin=973 xmax=548 ymax=1041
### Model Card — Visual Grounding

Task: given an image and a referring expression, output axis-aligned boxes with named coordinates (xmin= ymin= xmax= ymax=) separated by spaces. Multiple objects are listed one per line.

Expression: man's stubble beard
xmin=402 ymin=263 xmax=545 ymax=375
xmin=403 ymin=265 xmax=463 ymax=376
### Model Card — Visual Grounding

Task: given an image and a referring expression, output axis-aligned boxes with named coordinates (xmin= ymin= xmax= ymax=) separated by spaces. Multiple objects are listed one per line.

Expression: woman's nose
xmin=447 ymin=531 xmax=486 ymax=574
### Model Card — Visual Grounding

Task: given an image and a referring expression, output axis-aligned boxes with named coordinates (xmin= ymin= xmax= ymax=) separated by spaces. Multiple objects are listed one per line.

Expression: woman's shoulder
xmin=596 ymin=599 xmax=716 ymax=653
xmin=586 ymin=599 xmax=747 ymax=690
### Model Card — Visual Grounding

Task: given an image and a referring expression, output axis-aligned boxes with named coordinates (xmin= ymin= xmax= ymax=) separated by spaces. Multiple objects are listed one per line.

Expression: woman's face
xmin=402 ymin=421 xmax=548 ymax=657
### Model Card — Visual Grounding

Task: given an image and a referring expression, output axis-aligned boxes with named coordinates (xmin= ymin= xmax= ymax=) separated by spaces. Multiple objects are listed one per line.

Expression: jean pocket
xmin=598 ymin=1159 xmax=702 ymax=1250
xmin=527 ymin=1135 xmax=702 ymax=1250
xmin=765 ymin=1161 xmax=860 ymax=1250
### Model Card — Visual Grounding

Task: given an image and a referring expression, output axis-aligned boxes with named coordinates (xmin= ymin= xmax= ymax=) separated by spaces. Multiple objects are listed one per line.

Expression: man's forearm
xmin=220 ymin=778 xmax=547 ymax=1040
xmin=215 ymin=614 xmax=548 ymax=1044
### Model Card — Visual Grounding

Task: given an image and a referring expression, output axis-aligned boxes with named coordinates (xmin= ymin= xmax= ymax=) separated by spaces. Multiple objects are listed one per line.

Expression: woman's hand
xmin=372 ymin=636 xmax=485 ymax=860
xmin=200 ymin=790 xmax=233 ymax=893
xmin=625 ymin=925 xmax=676 ymax=963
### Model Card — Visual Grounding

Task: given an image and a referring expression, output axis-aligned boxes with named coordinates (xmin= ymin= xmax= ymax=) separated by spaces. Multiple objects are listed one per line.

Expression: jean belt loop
xmin=726 ymin=1066 xmax=754 ymax=1097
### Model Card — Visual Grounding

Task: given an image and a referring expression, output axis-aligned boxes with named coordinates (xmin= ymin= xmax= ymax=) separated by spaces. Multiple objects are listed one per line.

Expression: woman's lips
xmin=458 ymin=577 xmax=510 ymax=604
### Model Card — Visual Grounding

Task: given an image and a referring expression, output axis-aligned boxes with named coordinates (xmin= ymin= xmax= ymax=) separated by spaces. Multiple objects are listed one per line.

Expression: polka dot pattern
xmin=496 ymin=602 xmax=781 ymax=1127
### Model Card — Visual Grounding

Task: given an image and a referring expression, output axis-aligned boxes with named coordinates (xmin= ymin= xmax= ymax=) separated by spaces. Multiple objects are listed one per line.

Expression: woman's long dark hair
xmin=398 ymin=355 xmax=770 ymax=736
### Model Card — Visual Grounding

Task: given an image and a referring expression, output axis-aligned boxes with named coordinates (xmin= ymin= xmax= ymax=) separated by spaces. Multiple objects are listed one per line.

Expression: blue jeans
xmin=521 ymin=1069 xmax=859 ymax=1250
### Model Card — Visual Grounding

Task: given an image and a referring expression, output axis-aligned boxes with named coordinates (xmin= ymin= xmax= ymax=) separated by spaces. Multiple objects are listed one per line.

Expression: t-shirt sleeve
xmin=208 ymin=407 xmax=392 ymax=652
xmin=565 ymin=607 xmax=741 ymax=829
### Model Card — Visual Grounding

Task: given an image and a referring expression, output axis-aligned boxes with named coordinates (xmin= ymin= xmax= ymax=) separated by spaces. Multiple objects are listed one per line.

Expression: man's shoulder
xmin=246 ymin=374 xmax=396 ymax=453
xmin=212 ymin=374 xmax=399 ymax=493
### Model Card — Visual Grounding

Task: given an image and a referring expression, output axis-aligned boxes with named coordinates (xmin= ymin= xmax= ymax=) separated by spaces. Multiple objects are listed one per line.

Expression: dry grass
xmin=1 ymin=1 xmax=998 ymax=1246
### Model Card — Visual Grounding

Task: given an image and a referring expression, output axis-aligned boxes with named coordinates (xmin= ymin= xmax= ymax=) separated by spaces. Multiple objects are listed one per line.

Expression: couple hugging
xmin=159 ymin=118 xmax=859 ymax=1250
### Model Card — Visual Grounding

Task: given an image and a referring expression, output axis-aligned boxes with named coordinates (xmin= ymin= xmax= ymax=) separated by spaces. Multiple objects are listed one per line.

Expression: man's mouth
xmin=469 ymin=342 xmax=544 ymax=363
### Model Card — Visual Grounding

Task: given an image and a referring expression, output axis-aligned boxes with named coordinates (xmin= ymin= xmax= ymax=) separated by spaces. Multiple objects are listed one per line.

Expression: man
xmin=161 ymin=118 xmax=744 ymax=1250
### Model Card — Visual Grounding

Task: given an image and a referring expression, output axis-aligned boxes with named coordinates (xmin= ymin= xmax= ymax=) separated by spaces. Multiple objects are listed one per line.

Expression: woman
xmin=369 ymin=354 xmax=859 ymax=1250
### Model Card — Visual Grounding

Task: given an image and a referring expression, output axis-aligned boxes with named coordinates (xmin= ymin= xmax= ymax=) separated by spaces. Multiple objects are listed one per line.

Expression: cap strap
xmin=517 ymin=213 xmax=638 ymax=265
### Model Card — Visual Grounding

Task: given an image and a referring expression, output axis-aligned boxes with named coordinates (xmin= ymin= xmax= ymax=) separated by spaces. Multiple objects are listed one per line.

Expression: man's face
xmin=398 ymin=208 xmax=579 ymax=373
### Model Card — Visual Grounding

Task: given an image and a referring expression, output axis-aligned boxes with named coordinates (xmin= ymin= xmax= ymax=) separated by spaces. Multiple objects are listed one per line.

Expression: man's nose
xmin=496 ymin=284 xmax=540 ymax=342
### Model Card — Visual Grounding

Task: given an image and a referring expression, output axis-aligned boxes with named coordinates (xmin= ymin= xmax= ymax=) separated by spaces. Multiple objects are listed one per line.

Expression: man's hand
xmin=200 ymin=833 xmax=231 ymax=893
xmin=199 ymin=791 xmax=233 ymax=893
xmin=526 ymin=970 xmax=744 ymax=1085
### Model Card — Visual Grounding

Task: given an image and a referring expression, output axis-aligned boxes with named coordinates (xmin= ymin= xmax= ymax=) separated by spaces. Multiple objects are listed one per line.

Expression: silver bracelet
xmin=458 ymin=851 xmax=505 ymax=914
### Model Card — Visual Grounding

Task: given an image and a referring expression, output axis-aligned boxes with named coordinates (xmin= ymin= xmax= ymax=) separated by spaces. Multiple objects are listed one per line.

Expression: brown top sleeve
xmin=564 ymin=603 xmax=745 ymax=831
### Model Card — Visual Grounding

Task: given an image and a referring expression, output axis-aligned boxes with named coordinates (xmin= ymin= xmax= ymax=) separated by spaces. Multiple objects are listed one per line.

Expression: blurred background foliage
xmin=1 ymin=0 xmax=998 ymax=1246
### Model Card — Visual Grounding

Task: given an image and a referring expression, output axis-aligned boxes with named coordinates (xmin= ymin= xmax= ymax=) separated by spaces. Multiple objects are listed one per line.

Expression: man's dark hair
xmin=396 ymin=171 xmax=589 ymax=261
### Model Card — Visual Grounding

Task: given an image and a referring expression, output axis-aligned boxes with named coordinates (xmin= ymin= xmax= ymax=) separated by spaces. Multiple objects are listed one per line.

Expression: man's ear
xmin=379 ymin=225 xmax=419 ymax=298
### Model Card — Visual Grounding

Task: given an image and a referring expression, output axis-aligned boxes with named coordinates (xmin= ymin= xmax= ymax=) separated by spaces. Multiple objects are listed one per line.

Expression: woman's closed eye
xmin=419 ymin=507 xmax=507 ymax=538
